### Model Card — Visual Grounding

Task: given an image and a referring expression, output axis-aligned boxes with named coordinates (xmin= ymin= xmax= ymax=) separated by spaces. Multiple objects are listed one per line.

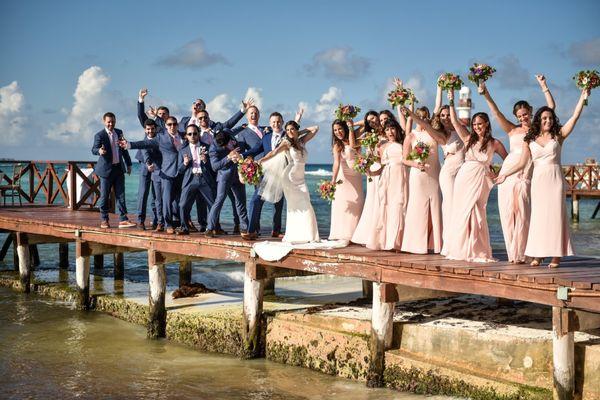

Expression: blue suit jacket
xmin=91 ymin=129 xmax=132 ymax=178
xmin=177 ymin=142 xmax=216 ymax=190
xmin=209 ymin=138 xmax=241 ymax=183
xmin=129 ymin=132 xmax=182 ymax=179
xmin=244 ymin=129 xmax=286 ymax=161
xmin=139 ymin=136 xmax=163 ymax=181
xmin=137 ymin=101 xmax=167 ymax=133
xmin=179 ymin=110 xmax=244 ymax=134
xmin=235 ymin=126 xmax=267 ymax=153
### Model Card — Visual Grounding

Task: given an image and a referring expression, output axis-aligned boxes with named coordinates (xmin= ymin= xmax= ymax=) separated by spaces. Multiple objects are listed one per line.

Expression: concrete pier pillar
xmin=75 ymin=241 xmax=91 ymax=309
xmin=93 ymin=254 xmax=104 ymax=269
xmin=367 ymin=283 xmax=397 ymax=388
xmin=58 ymin=243 xmax=69 ymax=269
xmin=179 ymin=261 xmax=192 ymax=287
xmin=242 ymin=258 xmax=266 ymax=359
xmin=571 ymin=195 xmax=579 ymax=223
xmin=552 ymin=307 xmax=575 ymax=400
xmin=114 ymin=252 xmax=124 ymax=280
xmin=16 ymin=233 xmax=31 ymax=293
xmin=148 ymin=250 xmax=166 ymax=339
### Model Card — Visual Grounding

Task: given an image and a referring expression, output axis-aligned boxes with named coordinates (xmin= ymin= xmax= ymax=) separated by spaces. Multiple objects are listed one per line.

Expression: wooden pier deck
xmin=1 ymin=204 xmax=599 ymax=398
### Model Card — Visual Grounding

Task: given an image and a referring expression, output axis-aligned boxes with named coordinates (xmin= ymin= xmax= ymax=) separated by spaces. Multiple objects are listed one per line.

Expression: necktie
xmin=253 ymin=126 xmax=263 ymax=139
xmin=110 ymin=131 xmax=119 ymax=164
xmin=192 ymin=146 xmax=200 ymax=168
xmin=171 ymin=134 xmax=181 ymax=151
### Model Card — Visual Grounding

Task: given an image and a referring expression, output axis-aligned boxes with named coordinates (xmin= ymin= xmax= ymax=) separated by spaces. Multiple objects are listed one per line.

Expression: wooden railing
xmin=562 ymin=164 xmax=600 ymax=194
xmin=0 ymin=161 xmax=101 ymax=210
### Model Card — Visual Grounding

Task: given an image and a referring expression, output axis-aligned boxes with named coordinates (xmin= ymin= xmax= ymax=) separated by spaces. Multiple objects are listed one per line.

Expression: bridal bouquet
xmin=353 ymin=153 xmax=378 ymax=182
xmin=237 ymin=157 xmax=263 ymax=186
xmin=335 ymin=104 xmax=361 ymax=121
xmin=360 ymin=130 xmax=379 ymax=151
xmin=437 ymin=73 xmax=463 ymax=91
xmin=388 ymin=85 xmax=418 ymax=108
xmin=573 ymin=69 xmax=599 ymax=106
xmin=317 ymin=179 xmax=343 ymax=202
xmin=407 ymin=141 xmax=430 ymax=164
xmin=468 ymin=63 xmax=496 ymax=93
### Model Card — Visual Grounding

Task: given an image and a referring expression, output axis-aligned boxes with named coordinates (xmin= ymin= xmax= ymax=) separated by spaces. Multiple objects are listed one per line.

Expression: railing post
xmin=47 ymin=163 xmax=54 ymax=205
xmin=68 ymin=162 xmax=76 ymax=210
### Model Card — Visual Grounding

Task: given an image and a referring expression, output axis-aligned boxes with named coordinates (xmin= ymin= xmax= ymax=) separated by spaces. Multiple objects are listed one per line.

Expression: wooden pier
xmin=1 ymin=160 xmax=600 ymax=399
xmin=563 ymin=163 xmax=600 ymax=222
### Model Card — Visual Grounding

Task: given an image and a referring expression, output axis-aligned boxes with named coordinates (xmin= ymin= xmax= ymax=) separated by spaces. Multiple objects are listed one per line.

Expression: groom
xmin=244 ymin=111 xmax=286 ymax=239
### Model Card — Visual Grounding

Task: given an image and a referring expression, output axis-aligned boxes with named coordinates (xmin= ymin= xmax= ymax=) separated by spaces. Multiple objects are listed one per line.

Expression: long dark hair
xmin=466 ymin=112 xmax=494 ymax=153
xmin=331 ymin=119 xmax=349 ymax=149
xmin=285 ymin=120 xmax=304 ymax=154
xmin=363 ymin=110 xmax=380 ymax=133
xmin=382 ymin=119 xmax=405 ymax=144
xmin=512 ymin=100 xmax=533 ymax=118
xmin=379 ymin=109 xmax=397 ymax=123
xmin=524 ymin=106 xmax=562 ymax=143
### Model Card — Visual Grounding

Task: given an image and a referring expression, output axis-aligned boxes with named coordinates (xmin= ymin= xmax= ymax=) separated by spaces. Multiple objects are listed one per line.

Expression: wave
xmin=306 ymin=168 xmax=332 ymax=176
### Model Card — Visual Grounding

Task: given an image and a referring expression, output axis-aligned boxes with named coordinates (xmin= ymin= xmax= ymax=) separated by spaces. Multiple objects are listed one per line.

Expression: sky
xmin=1 ymin=0 xmax=599 ymax=163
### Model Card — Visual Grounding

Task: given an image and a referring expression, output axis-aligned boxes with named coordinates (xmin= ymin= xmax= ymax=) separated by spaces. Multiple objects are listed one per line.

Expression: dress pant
xmin=160 ymin=176 xmax=179 ymax=228
xmin=208 ymin=177 xmax=248 ymax=232
xmin=248 ymin=189 xmax=284 ymax=234
xmin=195 ymin=189 xmax=239 ymax=228
xmin=136 ymin=167 xmax=157 ymax=225
xmin=152 ymin=178 xmax=164 ymax=225
xmin=180 ymin=173 xmax=216 ymax=231
xmin=99 ymin=164 xmax=127 ymax=221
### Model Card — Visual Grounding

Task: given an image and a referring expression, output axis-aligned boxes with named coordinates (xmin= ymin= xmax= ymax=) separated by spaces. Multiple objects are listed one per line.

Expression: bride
xmin=258 ymin=121 xmax=320 ymax=244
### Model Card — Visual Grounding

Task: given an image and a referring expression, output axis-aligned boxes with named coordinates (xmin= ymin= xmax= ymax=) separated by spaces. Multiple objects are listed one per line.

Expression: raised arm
xmin=137 ymin=88 xmax=149 ymax=127
xmin=299 ymin=126 xmax=319 ymax=144
xmin=448 ymin=90 xmax=471 ymax=143
xmin=347 ymin=120 xmax=357 ymax=148
xmin=402 ymin=107 xmax=447 ymax=145
xmin=560 ymin=89 xmax=589 ymax=141
xmin=496 ymin=142 xmax=531 ymax=184
xmin=480 ymin=82 xmax=517 ymax=133
xmin=536 ymin=74 xmax=555 ymax=110
xmin=259 ymin=140 xmax=290 ymax=164
xmin=434 ymin=80 xmax=443 ymax=115
xmin=294 ymin=107 xmax=304 ymax=124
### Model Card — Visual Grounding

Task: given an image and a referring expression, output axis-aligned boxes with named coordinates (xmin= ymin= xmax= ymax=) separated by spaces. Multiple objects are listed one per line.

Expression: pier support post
xmin=93 ymin=254 xmax=104 ymax=269
xmin=29 ymin=244 xmax=40 ymax=267
xmin=75 ymin=241 xmax=91 ymax=310
xmin=59 ymin=243 xmax=69 ymax=269
xmin=0 ymin=233 xmax=13 ymax=261
xmin=264 ymin=277 xmax=275 ymax=296
xmin=114 ymin=252 xmax=124 ymax=280
xmin=552 ymin=307 xmax=575 ymax=400
xmin=242 ymin=258 xmax=266 ymax=359
xmin=15 ymin=233 xmax=31 ymax=293
xmin=362 ymin=280 xmax=373 ymax=300
xmin=148 ymin=250 xmax=167 ymax=339
xmin=13 ymin=234 xmax=19 ymax=271
xmin=367 ymin=283 xmax=397 ymax=388
xmin=179 ymin=261 xmax=192 ymax=287
xmin=571 ymin=195 xmax=579 ymax=223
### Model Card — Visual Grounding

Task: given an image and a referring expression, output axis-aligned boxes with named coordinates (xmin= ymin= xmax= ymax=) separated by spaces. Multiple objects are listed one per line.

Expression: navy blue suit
xmin=235 ymin=125 xmax=266 ymax=154
xmin=91 ymin=128 xmax=132 ymax=221
xmin=244 ymin=129 xmax=286 ymax=234
xmin=179 ymin=110 xmax=244 ymax=134
xmin=207 ymin=137 xmax=249 ymax=232
xmin=129 ymin=132 xmax=183 ymax=228
xmin=177 ymin=142 xmax=217 ymax=232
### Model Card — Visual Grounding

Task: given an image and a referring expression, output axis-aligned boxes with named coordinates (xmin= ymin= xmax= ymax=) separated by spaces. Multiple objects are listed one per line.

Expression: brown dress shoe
xmin=187 ymin=221 xmax=199 ymax=233
xmin=166 ymin=227 xmax=175 ymax=234
xmin=271 ymin=231 xmax=284 ymax=238
xmin=100 ymin=221 xmax=110 ymax=229
xmin=215 ymin=229 xmax=228 ymax=235
xmin=241 ymin=232 xmax=257 ymax=240
xmin=154 ymin=224 xmax=164 ymax=232
xmin=204 ymin=229 xmax=217 ymax=238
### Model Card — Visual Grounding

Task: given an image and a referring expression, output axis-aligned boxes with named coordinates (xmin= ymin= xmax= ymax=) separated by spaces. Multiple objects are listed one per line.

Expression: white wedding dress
xmin=253 ymin=142 xmax=347 ymax=261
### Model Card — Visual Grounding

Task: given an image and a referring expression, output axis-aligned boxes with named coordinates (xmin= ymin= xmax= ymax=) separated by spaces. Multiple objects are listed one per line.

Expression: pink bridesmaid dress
xmin=329 ymin=145 xmax=364 ymax=240
xmin=367 ymin=142 xmax=406 ymax=250
xmin=524 ymin=140 xmax=574 ymax=257
xmin=439 ymin=131 xmax=465 ymax=255
xmin=498 ymin=130 xmax=531 ymax=263
xmin=446 ymin=141 xmax=496 ymax=262
xmin=401 ymin=130 xmax=443 ymax=254
xmin=352 ymin=140 xmax=385 ymax=244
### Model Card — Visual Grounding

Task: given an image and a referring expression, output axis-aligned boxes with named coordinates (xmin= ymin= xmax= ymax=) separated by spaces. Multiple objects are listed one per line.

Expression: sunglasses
xmin=166 ymin=123 xmax=177 ymax=126
xmin=186 ymin=132 xmax=198 ymax=136
xmin=198 ymin=116 xmax=208 ymax=120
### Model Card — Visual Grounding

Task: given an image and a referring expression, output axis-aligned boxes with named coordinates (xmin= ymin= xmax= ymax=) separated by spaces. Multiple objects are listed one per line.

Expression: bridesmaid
xmin=366 ymin=119 xmax=406 ymax=250
xmin=400 ymin=106 xmax=446 ymax=254
xmin=351 ymin=111 xmax=386 ymax=245
xmin=480 ymin=75 xmax=555 ymax=263
xmin=434 ymin=83 xmax=465 ymax=255
xmin=445 ymin=90 xmax=508 ymax=262
xmin=329 ymin=119 xmax=364 ymax=241
xmin=496 ymin=88 xmax=589 ymax=267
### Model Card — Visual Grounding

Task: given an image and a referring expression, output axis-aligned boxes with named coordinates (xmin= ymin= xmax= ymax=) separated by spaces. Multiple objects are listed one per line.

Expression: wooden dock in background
xmin=1 ymin=160 xmax=600 ymax=399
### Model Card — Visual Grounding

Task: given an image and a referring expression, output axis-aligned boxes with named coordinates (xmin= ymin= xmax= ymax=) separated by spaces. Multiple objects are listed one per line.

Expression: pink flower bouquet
xmin=468 ymin=63 xmax=496 ymax=93
xmin=237 ymin=157 xmax=263 ymax=186
xmin=407 ymin=141 xmax=430 ymax=164
xmin=317 ymin=179 xmax=343 ymax=202
xmin=573 ymin=69 xmax=599 ymax=106
xmin=335 ymin=104 xmax=361 ymax=121
xmin=437 ymin=73 xmax=463 ymax=91
xmin=388 ymin=85 xmax=417 ymax=108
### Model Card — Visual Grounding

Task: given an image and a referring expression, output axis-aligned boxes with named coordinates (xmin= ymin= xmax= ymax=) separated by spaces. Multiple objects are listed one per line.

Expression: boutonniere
xmin=263 ymin=127 xmax=272 ymax=135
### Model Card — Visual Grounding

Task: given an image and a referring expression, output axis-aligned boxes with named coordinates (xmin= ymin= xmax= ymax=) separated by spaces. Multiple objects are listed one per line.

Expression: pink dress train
xmin=401 ymin=130 xmax=443 ymax=254
xmin=367 ymin=142 xmax=406 ymax=250
xmin=439 ymin=131 xmax=465 ymax=255
xmin=446 ymin=141 xmax=496 ymax=262
xmin=498 ymin=131 xmax=531 ymax=262
xmin=524 ymin=140 xmax=574 ymax=257
xmin=329 ymin=145 xmax=364 ymax=240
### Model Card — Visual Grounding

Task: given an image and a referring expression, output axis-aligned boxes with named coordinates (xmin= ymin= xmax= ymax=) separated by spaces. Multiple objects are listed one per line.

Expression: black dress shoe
xmin=205 ymin=229 xmax=217 ymax=238
xmin=175 ymin=227 xmax=189 ymax=235
xmin=216 ymin=229 xmax=228 ymax=235
xmin=187 ymin=221 xmax=199 ymax=232
xmin=151 ymin=223 xmax=158 ymax=230
xmin=232 ymin=224 xmax=241 ymax=235
xmin=198 ymin=226 xmax=207 ymax=233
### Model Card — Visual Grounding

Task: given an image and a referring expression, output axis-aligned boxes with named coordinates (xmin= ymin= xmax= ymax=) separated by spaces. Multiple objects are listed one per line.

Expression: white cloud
xmin=304 ymin=47 xmax=370 ymax=81
xmin=0 ymin=81 xmax=27 ymax=145
xmin=244 ymin=87 xmax=263 ymax=110
xmin=300 ymin=86 xmax=342 ymax=123
xmin=156 ymin=38 xmax=229 ymax=69
xmin=46 ymin=66 xmax=110 ymax=143
xmin=206 ymin=93 xmax=235 ymax=122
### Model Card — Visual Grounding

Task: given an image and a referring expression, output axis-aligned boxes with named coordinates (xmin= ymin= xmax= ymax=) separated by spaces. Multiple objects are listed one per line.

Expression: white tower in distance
xmin=457 ymin=86 xmax=472 ymax=122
